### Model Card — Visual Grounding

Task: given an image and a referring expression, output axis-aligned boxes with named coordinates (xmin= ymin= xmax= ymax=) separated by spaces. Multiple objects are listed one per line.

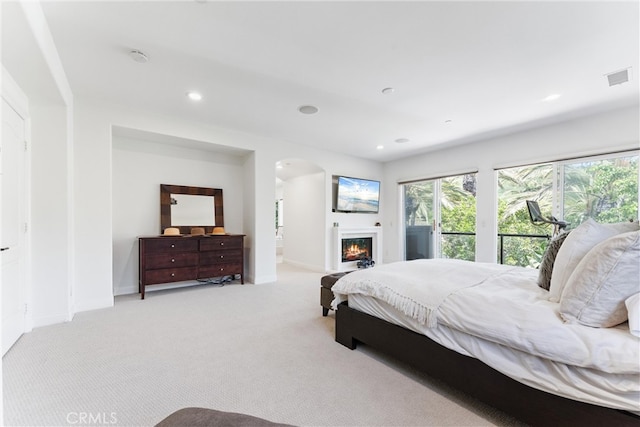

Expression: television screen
xmin=336 ymin=176 xmax=380 ymax=213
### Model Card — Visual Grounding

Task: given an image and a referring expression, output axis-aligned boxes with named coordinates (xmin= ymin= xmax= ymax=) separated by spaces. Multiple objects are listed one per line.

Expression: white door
xmin=2 ymin=97 xmax=27 ymax=355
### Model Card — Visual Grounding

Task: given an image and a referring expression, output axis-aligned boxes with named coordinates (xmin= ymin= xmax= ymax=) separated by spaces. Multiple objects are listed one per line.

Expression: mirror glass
xmin=160 ymin=184 xmax=224 ymax=234
xmin=171 ymin=194 xmax=216 ymax=226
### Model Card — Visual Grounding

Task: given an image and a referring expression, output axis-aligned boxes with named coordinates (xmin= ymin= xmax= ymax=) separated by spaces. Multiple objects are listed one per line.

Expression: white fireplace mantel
xmin=332 ymin=227 xmax=383 ymax=271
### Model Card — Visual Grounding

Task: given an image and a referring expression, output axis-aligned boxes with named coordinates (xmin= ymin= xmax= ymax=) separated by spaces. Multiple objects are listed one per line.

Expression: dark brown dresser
xmin=138 ymin=234 xmax=244 ymax=299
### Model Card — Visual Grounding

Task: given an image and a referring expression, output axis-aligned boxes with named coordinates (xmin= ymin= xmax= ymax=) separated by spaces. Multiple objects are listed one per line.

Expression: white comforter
xmin=331 ymin=259 xmax=639 ymax=374
xmin=331 ymin=259 xmax=517 ymax=328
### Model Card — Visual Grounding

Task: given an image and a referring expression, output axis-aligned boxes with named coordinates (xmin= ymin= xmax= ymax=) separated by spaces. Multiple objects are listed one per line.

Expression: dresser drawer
xmin=199 ymin=250 xmax=242 ymax=265
xmin=144 ymin=267 xmax=196 ymax=285
xmin=200 ymin=236 xmax=243 ymax=251
xmin=145 ymin=253 xmax=199 ymax=269
xmin=143 ymin=238 xmax=199 ymax=253
xmin=199 ymin=263 xmax=242 ymax=278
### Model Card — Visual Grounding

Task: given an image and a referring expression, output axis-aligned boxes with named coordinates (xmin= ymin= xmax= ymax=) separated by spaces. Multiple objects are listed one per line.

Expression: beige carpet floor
xmin=3 ymin=263 xmax=522 ymax=426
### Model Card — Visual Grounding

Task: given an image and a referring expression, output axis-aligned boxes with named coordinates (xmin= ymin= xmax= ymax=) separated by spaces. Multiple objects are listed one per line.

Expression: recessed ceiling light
xmin=376 ymin=145 xmax=384 ymax=150
xmin=186 ymin=91 xmax=203 ymax=101
xmin=382 ymin=87 xmax=395 ymax=94
xmin=542 ymin=94 xmax=561 ymax=102
xmin=395 ymin=138 xmax=410 ymax=144
xmin=129 ymin=50 xmax=148 ymax=63
xmin=298 ymin=105 xmax=318 ymax=114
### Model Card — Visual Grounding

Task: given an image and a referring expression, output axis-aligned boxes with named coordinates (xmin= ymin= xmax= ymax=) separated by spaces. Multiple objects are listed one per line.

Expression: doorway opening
xmin=275 ymin=158 xmax=325 ymax=271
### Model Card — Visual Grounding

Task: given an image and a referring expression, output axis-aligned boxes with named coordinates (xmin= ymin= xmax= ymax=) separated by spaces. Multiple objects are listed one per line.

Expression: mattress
xmin=333 ymin=260 xmax=639 ymax=413
xmin=349 ymin=294 xmax=639 ymax=413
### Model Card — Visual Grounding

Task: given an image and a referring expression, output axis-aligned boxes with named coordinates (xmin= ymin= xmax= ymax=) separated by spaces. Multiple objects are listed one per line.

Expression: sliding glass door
xmin=402 ymin=173 xmax=477 ymax=261
xmin=403 ymin=180 xmax=436 ymax=259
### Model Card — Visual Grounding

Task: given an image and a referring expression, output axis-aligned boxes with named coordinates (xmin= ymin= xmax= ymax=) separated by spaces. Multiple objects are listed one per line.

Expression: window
xmin=497 ymin=164 xmax=553 ymax=266
xmin=497 ymin=151 xmax=638 ymax=267
xmin=561 ymin=155 xmax=639 ymax=225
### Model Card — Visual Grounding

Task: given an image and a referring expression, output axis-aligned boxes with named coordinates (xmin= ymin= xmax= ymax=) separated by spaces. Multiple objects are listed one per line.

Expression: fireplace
xmin=332 ymin=227 xmax=383 ymax=271
xmin=342 ymin=237 xmax=372 ymax=262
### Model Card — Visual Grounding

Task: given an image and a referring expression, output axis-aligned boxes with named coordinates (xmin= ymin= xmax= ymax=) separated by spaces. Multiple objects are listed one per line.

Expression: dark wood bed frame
xmin=335 ymin=302 xmax=640 ymax=426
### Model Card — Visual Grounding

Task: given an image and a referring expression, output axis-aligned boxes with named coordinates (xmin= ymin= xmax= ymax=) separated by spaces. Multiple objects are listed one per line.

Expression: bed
xmin=331 ymin=221 xmax=640 ymax=426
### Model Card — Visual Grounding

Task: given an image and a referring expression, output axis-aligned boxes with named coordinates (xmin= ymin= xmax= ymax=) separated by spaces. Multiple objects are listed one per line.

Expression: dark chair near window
xmin=526 ymin=200 xmax=568 ymax=236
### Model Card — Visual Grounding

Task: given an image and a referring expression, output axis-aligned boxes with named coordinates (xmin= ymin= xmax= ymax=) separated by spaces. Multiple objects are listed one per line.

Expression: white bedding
xmin=331 ymin=259 xmax=517 ymax=327
xmin=331 ymin=259 xmax=640 ymax=412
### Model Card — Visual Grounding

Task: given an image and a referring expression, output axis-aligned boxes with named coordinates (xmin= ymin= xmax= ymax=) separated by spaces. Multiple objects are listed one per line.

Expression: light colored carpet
xmin=3 ymin=263 xmax=522 ymax=426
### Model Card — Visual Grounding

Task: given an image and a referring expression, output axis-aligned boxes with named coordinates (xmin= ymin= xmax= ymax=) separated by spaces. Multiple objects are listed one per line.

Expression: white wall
xmin=382 ymin=105 xmax=640 ymax=264
xmin=241 ymin=152 xmax=259 ymax=282
xmin=30 ymin=105 xmax=72 ymax=325
xmin=282 ymin=172 xmax=326 ymax=271
xmin=73 ymin=102 xmax=114 ymax=312
xmin=248 ymin=150 xmax=278 ymax=283
xmin=71 ymin=98 xmax=382 ymax=308
xmin=111 ymin=136 xmax=246 ymax=295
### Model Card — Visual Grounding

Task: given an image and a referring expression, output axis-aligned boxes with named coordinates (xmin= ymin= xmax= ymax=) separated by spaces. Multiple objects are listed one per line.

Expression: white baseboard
xmin=114 ymin=284 xmax=138 ymax=296
xmin=74 ymin=296 xmax=114 ymax=314
xmin=32 ymin=312 xmax=72 ymax=328
xmin=251 ymin=274 xmax=276 ymax=284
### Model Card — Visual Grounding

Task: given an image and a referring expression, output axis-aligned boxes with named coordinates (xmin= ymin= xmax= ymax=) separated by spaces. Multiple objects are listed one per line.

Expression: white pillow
xmin=626 ymin=293 xmax=640 ymax=337
xmin=548 ymin=219 xmax=639 ymax=302
xmin=559 ymin=230 xmax=640 ymax=327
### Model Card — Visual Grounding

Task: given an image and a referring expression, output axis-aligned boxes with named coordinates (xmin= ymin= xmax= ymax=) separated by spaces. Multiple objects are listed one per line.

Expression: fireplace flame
xmin=342 ymin=241 xmax=371 ymax=261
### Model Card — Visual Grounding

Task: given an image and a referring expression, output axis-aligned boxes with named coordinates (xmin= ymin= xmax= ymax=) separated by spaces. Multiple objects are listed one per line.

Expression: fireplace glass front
xmin=342 ymin=237 xmax=373 ymax=262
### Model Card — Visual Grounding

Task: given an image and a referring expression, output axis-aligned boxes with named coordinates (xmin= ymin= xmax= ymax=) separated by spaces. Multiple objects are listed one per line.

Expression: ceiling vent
xmin=606 ymin=68 xmax=630 ymax=86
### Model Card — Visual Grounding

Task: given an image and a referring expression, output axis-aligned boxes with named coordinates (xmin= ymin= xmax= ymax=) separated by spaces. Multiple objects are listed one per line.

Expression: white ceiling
xmin=5 ymin=1 xmax=640 ymax=164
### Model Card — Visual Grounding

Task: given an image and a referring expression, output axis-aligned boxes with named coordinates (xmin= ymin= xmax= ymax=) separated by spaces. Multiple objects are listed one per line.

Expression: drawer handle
xmin=171 ymin=259 xmax=175 ymax=263
xmin=171 ymin=244 xmax=175 ymax=248
xmin=171 ymin=273 xmax=175 ymax=277
xmin=220 ymin=242 xmax=224 ymax=246
xmin=220 ymin=255 xmax=224 ymax=259
xmin=220 ymin=268 xmax=224 ymax=271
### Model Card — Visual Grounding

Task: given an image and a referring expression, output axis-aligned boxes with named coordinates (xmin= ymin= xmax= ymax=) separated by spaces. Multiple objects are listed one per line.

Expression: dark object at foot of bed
xmin=335 ymin=302 xmax=640 ymax=427
xmin=321 ymin=271 xmax=352 ymax=316
xmin=155 ymin=407 xmax=294 ymax=427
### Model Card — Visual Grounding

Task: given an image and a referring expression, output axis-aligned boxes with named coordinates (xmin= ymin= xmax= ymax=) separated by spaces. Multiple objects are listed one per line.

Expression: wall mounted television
xmin=336 ymin=176 xmax=380 ymax=213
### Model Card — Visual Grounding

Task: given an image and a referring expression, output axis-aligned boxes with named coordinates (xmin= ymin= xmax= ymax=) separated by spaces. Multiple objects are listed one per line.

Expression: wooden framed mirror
xmin=160 ymin=184 xmax=224 ymax=234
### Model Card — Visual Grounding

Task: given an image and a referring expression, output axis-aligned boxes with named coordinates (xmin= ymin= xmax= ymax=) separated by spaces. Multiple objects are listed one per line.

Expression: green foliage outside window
xmin=404 ymin=182 xmax=433 ymax=226
xmin=563 ymin=157 xmax=638 ymax=226
xmin=497 ymin=164 xmax=554 ymax=267
xmin=441 ymin=177 xmax=476 ymax=261
xmin=403 ymin=153 xmax=638 ymax=267
xmin=497 ymin=155 xmax=638 ymax=267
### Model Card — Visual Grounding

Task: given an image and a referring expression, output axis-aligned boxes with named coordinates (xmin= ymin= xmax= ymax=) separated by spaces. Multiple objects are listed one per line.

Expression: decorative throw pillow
xmin=559 ymin=230 xmax=640 ymax=328
xmin=548 ymin=219 xmax=639 ymax=303
xmin=626 ymin=293 xmax=640 ymax=337
xmin=537 ymin=231 xmax=570 ymax=291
